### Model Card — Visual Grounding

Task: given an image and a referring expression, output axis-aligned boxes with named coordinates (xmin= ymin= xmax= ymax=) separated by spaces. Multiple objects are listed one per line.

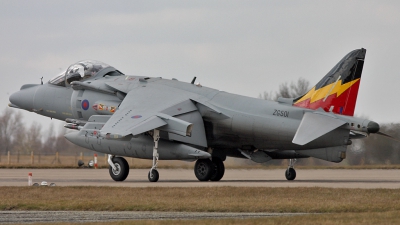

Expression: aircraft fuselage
xmin=11 ymin=75 xmax=370 ymax=154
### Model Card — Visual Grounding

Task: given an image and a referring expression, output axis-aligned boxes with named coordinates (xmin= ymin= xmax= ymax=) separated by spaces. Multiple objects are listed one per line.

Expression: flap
xmin=292 ymin=112 xmax=346 ymax=145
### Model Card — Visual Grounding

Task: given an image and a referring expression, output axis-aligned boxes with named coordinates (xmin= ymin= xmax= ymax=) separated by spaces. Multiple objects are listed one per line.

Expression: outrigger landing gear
xmin=108 ymin=155 xmax=130 ymax=181
xmin=285 ymin=158 xmax=297 ymax=181
xmin=148 ymin=129 xmax=160 ymax=182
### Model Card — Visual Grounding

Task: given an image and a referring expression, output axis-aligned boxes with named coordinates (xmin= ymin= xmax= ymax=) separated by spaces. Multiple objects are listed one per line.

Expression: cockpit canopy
xmin=49 ymin=60 xmax=121 ymax=86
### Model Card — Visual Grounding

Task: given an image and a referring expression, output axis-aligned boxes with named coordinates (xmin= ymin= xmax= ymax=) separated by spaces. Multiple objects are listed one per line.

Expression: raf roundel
xmin=82 ymin=99 xmax=90 ymax=110
xmin=131 ymin=115 xmax=142 ymax=119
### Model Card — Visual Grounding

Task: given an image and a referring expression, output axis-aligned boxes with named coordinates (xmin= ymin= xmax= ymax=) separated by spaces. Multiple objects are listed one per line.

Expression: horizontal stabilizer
xmin=292 ymin=112 xmax=346 ymax=145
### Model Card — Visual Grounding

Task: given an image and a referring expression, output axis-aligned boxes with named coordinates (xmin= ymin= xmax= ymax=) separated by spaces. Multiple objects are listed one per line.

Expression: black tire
xmin=194 ymin=159 xmax=213 ymax=181
xmin=148 ymin=170 xmax=159 ymax=182
xmin=109 ymin=157 xmax=129 ymax=181
xmin=285 ymin=168 xmax=296 ymax=181
xmin=210 ymin=157 xmax=225 ymax=181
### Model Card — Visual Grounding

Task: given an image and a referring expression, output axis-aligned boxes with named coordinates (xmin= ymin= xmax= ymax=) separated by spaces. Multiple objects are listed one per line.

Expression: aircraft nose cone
xmin=367 ymin=121 xmax=380 ymax=133
xmin=9 ymin=85 xmax=39 ymax=111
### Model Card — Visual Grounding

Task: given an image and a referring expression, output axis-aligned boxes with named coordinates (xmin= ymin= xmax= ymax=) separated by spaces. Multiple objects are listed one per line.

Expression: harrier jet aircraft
xmin=9 ymin=48 xmax=390 ymax=182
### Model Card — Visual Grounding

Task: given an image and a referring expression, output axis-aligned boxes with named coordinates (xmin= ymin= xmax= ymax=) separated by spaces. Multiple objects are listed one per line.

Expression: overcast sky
xmin=1 ymin=1 xmax=400 ymax=134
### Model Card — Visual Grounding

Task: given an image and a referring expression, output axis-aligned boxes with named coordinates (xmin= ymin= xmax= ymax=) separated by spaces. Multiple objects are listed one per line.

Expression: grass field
xmin=2 ymin=186 xmax=400 ymax=212
xmin=2 ymin=186 xmax=400 ymax=224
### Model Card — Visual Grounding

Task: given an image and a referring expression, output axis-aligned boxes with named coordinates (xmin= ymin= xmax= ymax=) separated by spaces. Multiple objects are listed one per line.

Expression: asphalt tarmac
xmin=0 ymin=211 xmax=305 ymax=224
xmin=1 ymin=168 xmax=399 ymax=188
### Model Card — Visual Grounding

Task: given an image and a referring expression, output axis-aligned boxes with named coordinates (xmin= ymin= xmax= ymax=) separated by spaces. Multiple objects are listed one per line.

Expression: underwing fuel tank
xmin=64 ymin=132 xmax=211 ymax=160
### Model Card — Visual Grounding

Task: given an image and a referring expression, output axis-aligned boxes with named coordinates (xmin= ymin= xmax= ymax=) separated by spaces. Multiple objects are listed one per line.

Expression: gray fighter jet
xmin=8 ymin=48 xmax=390 ymax=182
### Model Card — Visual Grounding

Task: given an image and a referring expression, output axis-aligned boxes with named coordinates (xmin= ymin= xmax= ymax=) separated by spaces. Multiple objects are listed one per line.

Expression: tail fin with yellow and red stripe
xmin=293 ymin=48 xmax=366 ymax=116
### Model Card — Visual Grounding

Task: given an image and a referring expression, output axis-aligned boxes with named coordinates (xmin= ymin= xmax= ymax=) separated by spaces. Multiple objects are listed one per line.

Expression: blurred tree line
xmin=259 ymin=78 xmax=400 ymax=165
xmin=0 ymin=108 xmax=91 ymax=156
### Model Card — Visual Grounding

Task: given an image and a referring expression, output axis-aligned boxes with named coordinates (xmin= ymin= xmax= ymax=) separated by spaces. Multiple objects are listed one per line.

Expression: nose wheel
xmin=148 ymin=169 xmax=159 ymax=182
xmin=285 ymin=159 xmax=297 ymax=181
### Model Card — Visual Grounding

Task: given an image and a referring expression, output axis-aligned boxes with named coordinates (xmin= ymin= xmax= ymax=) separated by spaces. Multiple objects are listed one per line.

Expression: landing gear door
xmin=168 ymin=111 xmax=207 ymax=147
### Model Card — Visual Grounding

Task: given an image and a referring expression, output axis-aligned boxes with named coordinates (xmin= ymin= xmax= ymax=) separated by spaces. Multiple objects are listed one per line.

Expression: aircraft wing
xmin=100 ymin=84 xmax=195 ymax=138
xmin=292 ymin=112 xmax=346 ymax=145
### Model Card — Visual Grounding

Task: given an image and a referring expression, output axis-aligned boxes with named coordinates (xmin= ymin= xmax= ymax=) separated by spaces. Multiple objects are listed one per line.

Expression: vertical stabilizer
xmin=293 ymin=48 xmax=366 ymax=116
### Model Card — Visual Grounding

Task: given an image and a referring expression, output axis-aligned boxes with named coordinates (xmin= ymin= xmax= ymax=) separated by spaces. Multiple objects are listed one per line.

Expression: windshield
xmin=49 ymin=60 xmax=112 ymax=86
xmin=66 ymin=60 xmax=110 ymax=84
xmin=49 ymin=71 xmax=66 ymax=86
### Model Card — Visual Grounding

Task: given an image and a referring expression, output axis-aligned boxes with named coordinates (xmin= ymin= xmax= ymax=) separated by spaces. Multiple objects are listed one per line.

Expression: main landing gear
xmin=285 ymin=158 xmax=296 ymax=181
xmin=194 ymin=157 xmax=225 ymax=181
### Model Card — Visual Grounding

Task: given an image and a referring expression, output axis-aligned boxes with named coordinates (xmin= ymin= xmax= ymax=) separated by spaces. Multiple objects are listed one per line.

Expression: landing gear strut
xmin=148 ymin=129 xmax=160 ymax=182
xmin=285 ymin=158 xmax=296 ymax=181
xmin=108 ymin=155 xmax=130 ymax=181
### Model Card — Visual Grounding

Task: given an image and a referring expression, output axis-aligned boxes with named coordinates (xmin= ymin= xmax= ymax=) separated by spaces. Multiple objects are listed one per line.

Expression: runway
xmin=0 ymin=211 xmax=304 ymax=224
xmin=1 ymin=168 xmax=399 ymax=188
